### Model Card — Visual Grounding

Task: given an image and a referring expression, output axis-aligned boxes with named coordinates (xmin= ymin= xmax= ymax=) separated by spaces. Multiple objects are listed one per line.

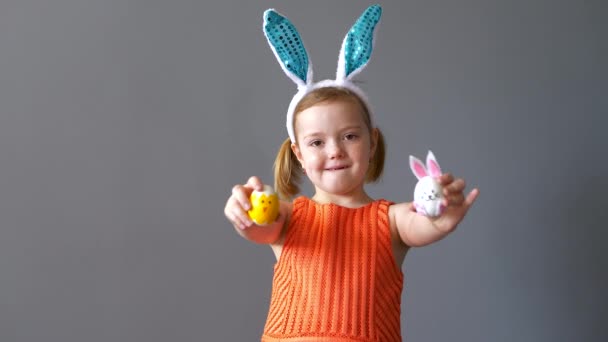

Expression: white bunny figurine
xmin=409 ymin=151 xmax=446 ymax=217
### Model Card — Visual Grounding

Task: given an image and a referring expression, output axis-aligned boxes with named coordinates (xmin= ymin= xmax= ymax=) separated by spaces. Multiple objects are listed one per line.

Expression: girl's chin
xmin=315 ymin=181 xmax=364 ymax=196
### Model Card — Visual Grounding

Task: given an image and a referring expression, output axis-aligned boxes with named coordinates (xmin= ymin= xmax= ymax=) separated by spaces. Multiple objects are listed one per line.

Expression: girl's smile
xmin=326 ymin=165 xmax=349 ymax=171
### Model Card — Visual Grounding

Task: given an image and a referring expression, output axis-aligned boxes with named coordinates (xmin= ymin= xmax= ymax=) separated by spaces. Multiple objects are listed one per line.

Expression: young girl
xmin=224 ymin=5 xmax=479 ymax=342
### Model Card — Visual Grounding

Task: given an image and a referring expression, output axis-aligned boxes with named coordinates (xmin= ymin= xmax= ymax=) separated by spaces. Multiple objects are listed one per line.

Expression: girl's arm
xmin=224 ymin=176 xmax=291 ymax=244
xmin=390 ymin=173 xmax=479 ymax=247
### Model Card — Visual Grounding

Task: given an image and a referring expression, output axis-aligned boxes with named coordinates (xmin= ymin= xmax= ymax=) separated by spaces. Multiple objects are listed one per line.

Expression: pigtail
xmin=273 ymin=138 xmax=302 ymax=200
xmin=366 ymin=127 xmax=385 ymax=183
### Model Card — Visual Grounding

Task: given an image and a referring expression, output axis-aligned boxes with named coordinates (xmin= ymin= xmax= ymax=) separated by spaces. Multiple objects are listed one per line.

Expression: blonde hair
xmin=273 ymin=87 xmax=386 ymax=200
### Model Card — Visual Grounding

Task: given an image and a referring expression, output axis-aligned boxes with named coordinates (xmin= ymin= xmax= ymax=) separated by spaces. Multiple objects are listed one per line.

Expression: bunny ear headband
xmin=263 ymin=4 xmax=383 ymax=143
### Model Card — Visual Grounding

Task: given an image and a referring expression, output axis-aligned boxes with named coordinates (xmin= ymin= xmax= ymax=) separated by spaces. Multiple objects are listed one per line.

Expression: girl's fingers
xmin=236 ymin=214 xmax=253 ymax=230
xmin=447 ymin=193 xmax=465 ymax=206
xmin=464 ymin=188 xmax=480 ymax=208
xmin=246 ymin=176 xmax=264 ymax=192
xmin=235 ymin=205 xmax=253 ymax=228
xmin=233 ymin=215 xmax=248 ymax=230
xmin=439 ymin=173 xmax=454 ymax=185
xmin=232 ymin=184 xmax=252 ymax=210
xmin=227 ymin=198 xmax=252 ymax=229
xmin=443 ymin=178 xmax=466 ymax=195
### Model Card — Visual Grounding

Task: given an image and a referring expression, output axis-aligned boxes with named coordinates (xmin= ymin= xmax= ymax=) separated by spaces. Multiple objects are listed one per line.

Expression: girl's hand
xmin=431 ymin=173 xmax=479 ymax=233
xmin=224 ymin=176 xmax=264 ymax=230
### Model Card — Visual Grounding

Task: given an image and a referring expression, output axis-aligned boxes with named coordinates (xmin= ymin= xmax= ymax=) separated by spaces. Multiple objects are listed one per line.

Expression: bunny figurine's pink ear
xmin=409 ymin=155 xmax=427 ymax=180
xmin=426 ymin=151 xmax=442 ymax=177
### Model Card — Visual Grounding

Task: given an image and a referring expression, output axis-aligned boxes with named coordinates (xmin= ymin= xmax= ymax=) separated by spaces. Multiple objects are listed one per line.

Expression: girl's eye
xmin=309 ymin=140 xmax=322 ymax=147
xmin=344 ymin=133 xmax=358 ymax=140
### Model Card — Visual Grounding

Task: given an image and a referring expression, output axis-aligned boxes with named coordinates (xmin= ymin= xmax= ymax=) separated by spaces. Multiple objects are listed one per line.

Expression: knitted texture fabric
xmin=262 ymin=197 xmax=404 ymax=342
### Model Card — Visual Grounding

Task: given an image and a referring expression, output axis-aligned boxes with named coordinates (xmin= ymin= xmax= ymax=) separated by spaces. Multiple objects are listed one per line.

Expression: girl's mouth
xmin=326 ymin=166 xmax=349 ymax=171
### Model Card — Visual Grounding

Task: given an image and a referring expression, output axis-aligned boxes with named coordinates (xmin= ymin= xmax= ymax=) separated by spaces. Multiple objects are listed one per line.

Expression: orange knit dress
xmin=262 ymin=197 xmax=404 ymax=342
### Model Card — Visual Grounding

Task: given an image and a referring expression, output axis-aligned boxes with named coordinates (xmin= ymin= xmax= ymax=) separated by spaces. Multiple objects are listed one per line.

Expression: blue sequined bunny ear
xmin=337 ymin=5 xmax=382 ymax=81
xmin=263 ymin=9 xmax=312 ymax=88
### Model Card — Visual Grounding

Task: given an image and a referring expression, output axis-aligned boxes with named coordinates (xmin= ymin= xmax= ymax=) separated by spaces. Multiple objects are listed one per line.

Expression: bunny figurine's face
xmin=415 ymin=177 xmax=442 ymax=202
xmin=409 ymin=151 xmax=445 ymax=217
xmin=413 ymin=177 xmax=445 ymax=217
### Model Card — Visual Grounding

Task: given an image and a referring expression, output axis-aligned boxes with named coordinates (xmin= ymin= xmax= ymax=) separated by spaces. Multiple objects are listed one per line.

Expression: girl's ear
xmin=369 ymin=127 xmax=379 ymax=158
xmin=291 ymin=142 xmax=304 ymax=164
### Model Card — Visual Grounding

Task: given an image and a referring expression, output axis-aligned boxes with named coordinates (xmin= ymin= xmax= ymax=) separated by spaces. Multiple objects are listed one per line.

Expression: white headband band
xmin=262 ymin=5 xmax=382 ymax=143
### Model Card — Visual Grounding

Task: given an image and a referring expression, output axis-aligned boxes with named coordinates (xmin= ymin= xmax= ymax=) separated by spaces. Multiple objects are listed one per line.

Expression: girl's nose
xmin=327 ymin=140 xmax=344 ymax=159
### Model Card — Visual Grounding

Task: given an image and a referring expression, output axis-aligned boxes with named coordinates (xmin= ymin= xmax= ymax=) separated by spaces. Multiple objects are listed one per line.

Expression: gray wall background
xmin=1 ymin=0 xmax=606 ymax=341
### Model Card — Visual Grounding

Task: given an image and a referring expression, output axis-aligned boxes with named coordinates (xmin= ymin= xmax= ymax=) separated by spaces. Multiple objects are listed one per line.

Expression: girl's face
xmin=291 ymin=99 xmax=377 ymax=201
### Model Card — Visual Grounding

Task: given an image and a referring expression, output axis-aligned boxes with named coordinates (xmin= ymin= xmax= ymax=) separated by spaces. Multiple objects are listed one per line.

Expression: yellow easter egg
xmin=248 ymin=185 xmax=280 ymax=225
